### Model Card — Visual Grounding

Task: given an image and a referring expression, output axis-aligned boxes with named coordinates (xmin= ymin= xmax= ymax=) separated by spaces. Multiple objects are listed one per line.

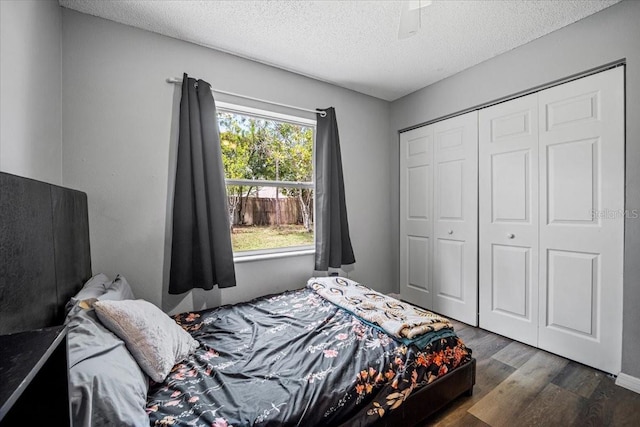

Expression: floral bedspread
xmin=146 ymin=288 xmax=471 ymax=426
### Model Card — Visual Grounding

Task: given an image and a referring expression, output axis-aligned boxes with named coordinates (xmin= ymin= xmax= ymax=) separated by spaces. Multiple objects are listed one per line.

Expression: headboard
xmin=0 ymin=172 xmax=92 ymax=335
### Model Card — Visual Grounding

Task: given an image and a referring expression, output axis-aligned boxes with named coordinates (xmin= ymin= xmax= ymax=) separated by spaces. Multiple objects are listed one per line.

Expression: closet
xmin=399 ymin=111 xmax=478 ymax=326
xmin=400 ymin=67 xmax=624 ymax=374
xmin=479 ymin=67 xmax=624 ymax=374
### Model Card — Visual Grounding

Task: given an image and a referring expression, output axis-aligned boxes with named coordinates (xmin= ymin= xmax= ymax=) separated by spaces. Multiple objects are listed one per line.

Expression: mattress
xmin=146 ymin=287 xmax=471 ymax=426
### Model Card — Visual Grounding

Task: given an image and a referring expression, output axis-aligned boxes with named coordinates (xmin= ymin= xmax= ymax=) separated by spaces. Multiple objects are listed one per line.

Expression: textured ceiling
xmin=58 ymin=0 xmax=622 ymax=101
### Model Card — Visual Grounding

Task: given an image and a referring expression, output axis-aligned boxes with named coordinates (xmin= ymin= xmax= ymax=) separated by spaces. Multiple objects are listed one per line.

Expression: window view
xmin=218 ymin=108 xmax=314 ymax=253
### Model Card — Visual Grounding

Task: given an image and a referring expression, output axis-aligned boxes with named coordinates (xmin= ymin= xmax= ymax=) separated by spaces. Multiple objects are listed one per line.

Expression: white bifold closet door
xmin=479 ymin=67 xmax=624 ymax=374
xmin=537 ymin=67 xmax=624 ymax=374
xmin=432 ymin=113 xmax=478 ymax=325
xmin=400 ymin=111 xmax=478 ymax=326
xmin=400 ymin=125 xmax=434 ymax=309
xmin=478 ymin=93 xmax=540 ymax=346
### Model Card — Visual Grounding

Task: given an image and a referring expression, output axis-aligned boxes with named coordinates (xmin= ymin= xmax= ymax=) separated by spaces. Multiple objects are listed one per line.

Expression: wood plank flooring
xmin=422 ymin=321 xmax=640 ymax=427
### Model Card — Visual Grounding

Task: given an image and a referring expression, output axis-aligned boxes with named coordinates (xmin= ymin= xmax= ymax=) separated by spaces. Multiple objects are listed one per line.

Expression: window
xmin=217 ymin=103 xmax=315 ymax=256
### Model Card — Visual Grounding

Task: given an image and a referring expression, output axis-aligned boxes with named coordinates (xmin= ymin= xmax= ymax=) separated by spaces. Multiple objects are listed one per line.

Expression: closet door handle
xmin=448 ymin=230 xmax=454 ymax=235
xmin=507 ymin=233 xmax=515 ymax=239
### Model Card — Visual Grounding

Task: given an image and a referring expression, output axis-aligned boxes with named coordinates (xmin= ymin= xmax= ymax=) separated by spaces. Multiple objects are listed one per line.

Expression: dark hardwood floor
xmin=423 ymin=321 xmax=640 ymax=427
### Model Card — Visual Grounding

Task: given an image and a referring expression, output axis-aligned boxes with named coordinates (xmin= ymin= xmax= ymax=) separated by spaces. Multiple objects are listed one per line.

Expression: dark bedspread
xmin=146 ymin=288 xmax=471 ymax=426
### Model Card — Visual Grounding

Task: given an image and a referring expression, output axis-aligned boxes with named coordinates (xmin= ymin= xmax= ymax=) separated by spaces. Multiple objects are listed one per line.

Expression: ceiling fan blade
xmin=398 ymin=0 xmax=432 ymax=40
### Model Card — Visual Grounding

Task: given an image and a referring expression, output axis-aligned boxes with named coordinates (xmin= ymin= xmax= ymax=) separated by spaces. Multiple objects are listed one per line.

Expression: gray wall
xmin=0 ymin=0 xmax=62 ymax=184
xmin=60 ymin=10 xmax=393 ymax=313
xmin=390 ymin=0 xmax=640 ymax=378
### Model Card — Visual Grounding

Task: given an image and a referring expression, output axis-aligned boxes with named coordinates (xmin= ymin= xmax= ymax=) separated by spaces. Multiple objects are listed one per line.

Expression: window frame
xmin=216 ymin=101 xmax=316 ymax=261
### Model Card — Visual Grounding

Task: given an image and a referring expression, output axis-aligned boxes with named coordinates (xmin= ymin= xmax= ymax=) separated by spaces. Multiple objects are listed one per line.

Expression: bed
xmin=0 ymin=171 xmax=476 ymax=426
xmin=146 ymin=281 xmax=473 ymax=426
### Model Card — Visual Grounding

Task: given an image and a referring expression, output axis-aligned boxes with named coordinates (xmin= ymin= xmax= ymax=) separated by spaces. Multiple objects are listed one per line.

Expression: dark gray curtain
xmin=314 ymin=107 xmax=355 ymax=271
xmin=169 ymin=73 xmax=236 ymax=294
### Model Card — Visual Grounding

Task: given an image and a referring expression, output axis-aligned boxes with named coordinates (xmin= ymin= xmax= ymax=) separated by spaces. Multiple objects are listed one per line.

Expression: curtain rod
xmin=167 ymin=77 xmax=326 ymax=117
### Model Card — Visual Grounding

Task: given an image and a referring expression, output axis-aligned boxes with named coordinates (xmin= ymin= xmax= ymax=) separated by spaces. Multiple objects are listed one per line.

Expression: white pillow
xmin=94 ymin=299 xmax=199 ymax=382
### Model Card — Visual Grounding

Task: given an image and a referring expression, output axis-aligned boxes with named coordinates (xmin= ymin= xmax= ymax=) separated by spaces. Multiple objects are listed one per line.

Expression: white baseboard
xmin=616 ymin=372 xmax=640 ymax=394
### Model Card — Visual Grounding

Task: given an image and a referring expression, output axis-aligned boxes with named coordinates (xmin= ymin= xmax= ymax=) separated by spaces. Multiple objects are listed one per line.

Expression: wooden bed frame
xmin=0 ymin=172 xmax=91 ymax=335
xmin=0 ymin=171 xmax=475 ymax=426
xmin=374 ymin=358 xmax=475 ymax=426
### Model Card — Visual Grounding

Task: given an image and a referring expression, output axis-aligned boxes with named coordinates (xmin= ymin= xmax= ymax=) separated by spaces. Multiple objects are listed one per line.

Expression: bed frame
xmin=374 ymin=358 xmax=475 ymax=426
xmin=0 ymin=171 xmax=475 ymax=426
xmin=0 ymin=172 xmax=91 ymax=335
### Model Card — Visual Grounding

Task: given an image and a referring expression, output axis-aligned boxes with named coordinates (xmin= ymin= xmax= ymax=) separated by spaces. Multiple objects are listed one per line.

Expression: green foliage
xmin=218 ymin=112 xmax=313 ymax=183
xmin=218 ymin=111 xmax=315 ymax=231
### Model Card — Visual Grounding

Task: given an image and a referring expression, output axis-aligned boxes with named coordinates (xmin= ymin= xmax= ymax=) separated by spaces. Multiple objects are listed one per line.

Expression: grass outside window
xmin=230 ymin=224 xmax=314 ymax=252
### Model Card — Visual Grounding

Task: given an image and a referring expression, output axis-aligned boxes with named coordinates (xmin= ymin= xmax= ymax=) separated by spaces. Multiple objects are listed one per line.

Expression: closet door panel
xmin=538 ymin=67 xmax=624 ymax=374
xmin=432 ymin=111 xmax=478 ymax=325
xmin=407 ymin=166 xmax=430 ymax=234
xmin=438 ymin=160 xmax=463 ymax=219
xmin=479 ymin=93 xmax=539 ymax=345
xmin=547 ymin=139 xmax=598 ymax=223
xmin=436 ymin=239 xmax=464 ymax=300
xmin=407 ymin=237 xmax=430 ymax=291
xmin=400 ymin=125 xmax=434 ymax=309
xmin=491 ymin=244 xmax=530 ymax=317
xmin=491 ymin=150 xmax=530 ymax=222
xmin=546 ymin=250 xmax=598 ymax=336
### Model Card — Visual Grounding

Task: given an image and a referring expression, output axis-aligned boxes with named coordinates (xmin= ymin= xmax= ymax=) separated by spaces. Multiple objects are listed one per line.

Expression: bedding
xmin=66 ymin=274 xmax=150 ymax=427
xmin=65 ymin=274 xmax=136 ymax=314
xmin=146 ymin=285 xmax=471 ymax=426
xmin=308 ymin=277 xmax=452 ymax=342
xmin=65 ymin=273 xmax=111 ymax=313
xmin=66 ymin=302 xmax=149 ymax=427
xmin=100 ymin=274 xmax=136 ymax=302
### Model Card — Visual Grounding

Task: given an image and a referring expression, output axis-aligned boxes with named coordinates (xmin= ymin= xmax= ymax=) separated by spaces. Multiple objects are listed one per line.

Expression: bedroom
xmin=1 ymin=0 xmax=639 ymax=425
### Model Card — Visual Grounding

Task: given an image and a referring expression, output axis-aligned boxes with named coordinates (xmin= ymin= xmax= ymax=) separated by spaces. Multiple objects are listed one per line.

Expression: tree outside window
xmin=218 ymin=109 xmax=314 ymax=253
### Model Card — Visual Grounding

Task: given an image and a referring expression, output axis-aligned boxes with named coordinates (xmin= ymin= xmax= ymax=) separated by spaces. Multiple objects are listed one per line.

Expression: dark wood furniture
xmin=0 ymin=172 xmax=91 ymax=336
xmin=0 ymin=172 xmax=91 ymax=425
xmin=0 ymin=326 xmax=70 ymax=426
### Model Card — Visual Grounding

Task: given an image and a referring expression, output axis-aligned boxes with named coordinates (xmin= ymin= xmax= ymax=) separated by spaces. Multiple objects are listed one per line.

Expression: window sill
xmin=233 ymin=247 xmax=315 ymax=263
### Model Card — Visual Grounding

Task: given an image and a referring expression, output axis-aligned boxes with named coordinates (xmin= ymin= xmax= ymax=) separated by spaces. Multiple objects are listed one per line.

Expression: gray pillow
xmin=66 ymin=273 xmax=136 ymax=315
xmin=65 ymin=273 xmax=112 ymax=313
xmin=65 ymin=303 xmax=149 ymax=427
xmin=94 ymin=299 xmax=199 ymax=383
xmin=100 ymin=274 xmax=136 ymax=301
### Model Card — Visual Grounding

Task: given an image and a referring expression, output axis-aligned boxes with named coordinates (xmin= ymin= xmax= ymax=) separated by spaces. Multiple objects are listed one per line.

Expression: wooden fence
xmin=230 ymin=197 xmax=313 ymax=226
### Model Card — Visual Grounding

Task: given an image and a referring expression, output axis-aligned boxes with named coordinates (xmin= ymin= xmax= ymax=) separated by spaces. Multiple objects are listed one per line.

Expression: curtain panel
xmin=169 ymin=73 xmax=236 ymax=294
xmin=314 ymin=107 xmax=356 ymax=271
